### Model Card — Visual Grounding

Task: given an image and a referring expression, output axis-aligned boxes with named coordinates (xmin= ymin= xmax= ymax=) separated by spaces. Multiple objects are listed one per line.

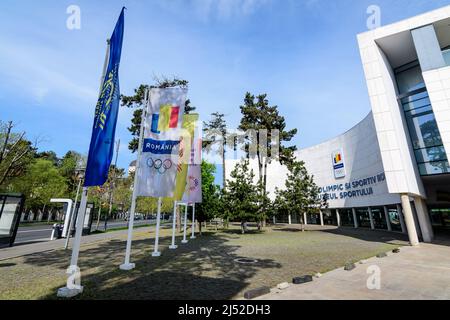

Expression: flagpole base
xmin=57 ymin=286 xmax=83 ymax=298
xmin=152 ymin=251 xmax=161 ymax=257
xmin=190 ymin=236 xmax=196 ymax=239
xmin=119 ymin=263 xmax=135 ymax=271
xmin=181 ymin=240 xmax=189 ymax=244
xmin=169 ymin=245 xmax=178 ymax=250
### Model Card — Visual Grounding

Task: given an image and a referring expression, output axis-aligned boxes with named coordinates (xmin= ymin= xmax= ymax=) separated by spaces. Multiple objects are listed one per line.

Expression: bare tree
xmin=0 ymin=121 xmax=36 ymax=187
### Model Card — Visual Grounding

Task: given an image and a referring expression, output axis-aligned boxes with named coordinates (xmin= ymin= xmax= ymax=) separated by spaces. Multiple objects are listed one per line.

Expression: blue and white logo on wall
xmin=332 ymin=148 xmax=346 ymax=179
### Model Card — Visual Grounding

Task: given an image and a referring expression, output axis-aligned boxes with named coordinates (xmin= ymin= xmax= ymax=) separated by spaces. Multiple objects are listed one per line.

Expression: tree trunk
xmin=222 ymin=143 xmax=226 ymax=190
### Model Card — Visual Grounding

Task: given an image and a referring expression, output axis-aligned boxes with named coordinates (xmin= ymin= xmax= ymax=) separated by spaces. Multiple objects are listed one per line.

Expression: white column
xmin=303 ymin=213 xmax=308 ymax=225
xmin=384 ymin=206 xmax=392 ymax=231
xmin=191 ymin=204 xmax=196 ymax=239
xmin=336 ymin=209 xmax=341 ymax=227
xmin=368 ymin=207 xmax=375 ymax=230
xmin=352 ymin=208 xmax=358 ymax=228
xmin=169 ymin=201 xmax=178 ymax=250
xmin=273 ymin=216 xmax=276 ymax=225
xmin=319 ymin=210 xmax=324 ymax=226
xmin=414 ymin=197 xmax=434 ymax=243
xmin=401 ymin=194 xmax=419 ymax=246
xmin=181 ymin=204 xmax=188 ymax=244
xmin=152 ymin=198 xmax=162 ymax=257
xmin=397 ymin=204 xmax=407 ymax=234
xmin=288 ymin=214 xmax=292 ymax=225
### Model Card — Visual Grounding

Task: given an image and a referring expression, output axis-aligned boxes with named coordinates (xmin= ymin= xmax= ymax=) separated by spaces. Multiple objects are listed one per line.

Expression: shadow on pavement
xmin=22 ymin=231 xmax=281 ymax=300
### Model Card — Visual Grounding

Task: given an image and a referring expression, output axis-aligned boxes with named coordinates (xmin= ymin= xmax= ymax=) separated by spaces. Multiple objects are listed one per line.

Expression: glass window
xmin=414 ymin=146 xmax=447 ymax=163
xmin=396 ymin=64 xmax=425 ymax=94
xmin=387 ymin=207 xmax=403 ymax=232
xmin=402 ymin=96 xmax=431 ymax=112
xmin=396 ymin=61 xmax=449 ymax=176
xmin=406 ymin=112 xmax=443 ymax=149
xmin=418 ymin=161 xmax=450 ymax=175
xmin=339 ymin=209 xmax=354 ymax=227
xmin=356 ymin=208 xmax=371 ymax=228
xmin=371 ymin=207 xmax=387 ymax=230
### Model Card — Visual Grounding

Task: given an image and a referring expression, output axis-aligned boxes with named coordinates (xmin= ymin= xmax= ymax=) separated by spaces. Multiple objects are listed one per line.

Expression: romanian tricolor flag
xmin=334 ymin=153 xmax=342 ymax=164
xmin=157 ymin=105 xmax=180 ymax=132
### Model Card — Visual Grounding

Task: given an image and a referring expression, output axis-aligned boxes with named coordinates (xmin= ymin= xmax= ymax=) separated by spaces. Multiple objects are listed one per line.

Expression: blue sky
xmin=1 ymin=0 xmax=450 ymax=185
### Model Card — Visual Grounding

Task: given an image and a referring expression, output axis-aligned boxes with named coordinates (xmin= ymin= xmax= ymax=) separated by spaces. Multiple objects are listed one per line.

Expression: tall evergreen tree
xmin=274 ymin=160 xmax=327 ymax=228
xmin=203 ymin=113 xmax=227 ymax=189
xmin=238 ymin=93 xmax=297 ymax=198
xmin=223 ymin=160 xmax=266 ymax=234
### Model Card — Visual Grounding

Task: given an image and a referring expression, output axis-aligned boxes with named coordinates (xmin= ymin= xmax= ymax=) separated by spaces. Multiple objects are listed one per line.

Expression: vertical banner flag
xmin=84 ymin=8 xmax=125 ymax=187
xmin=137 ymin=87 xmax=187 ymax=197
xmin=182 ymin=116 xmax=202 ymax=203
xmin=173 ymin=114 xmax=199 ymax=201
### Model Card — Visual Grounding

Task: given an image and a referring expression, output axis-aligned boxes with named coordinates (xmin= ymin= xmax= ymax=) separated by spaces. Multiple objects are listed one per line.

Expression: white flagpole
xmin=64 ymin=177 xmax=83 ymax=250
xmin=57 ymin=39 xmax=111 ymax=298
xmin=120 ymin=89 xmax=148 ymax=270
xmin=152 ymin=197 xmax=163 ymax=257
xmin=191 ymin=203 xmax=196 ymax=239
xmin=182 ymin=204 xmax=188 ymax=244
xmin=169 ymin=201 xmax=178 ymax=249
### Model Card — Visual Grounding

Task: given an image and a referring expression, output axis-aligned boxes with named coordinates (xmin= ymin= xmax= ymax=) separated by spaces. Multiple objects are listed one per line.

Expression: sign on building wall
xmin=332 ymin=148 xmax=346 ymax=179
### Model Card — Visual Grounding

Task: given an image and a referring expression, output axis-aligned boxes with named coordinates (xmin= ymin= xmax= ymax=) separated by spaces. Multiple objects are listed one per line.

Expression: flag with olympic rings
xmin=136 ymin=87 xmax=187 ymax=198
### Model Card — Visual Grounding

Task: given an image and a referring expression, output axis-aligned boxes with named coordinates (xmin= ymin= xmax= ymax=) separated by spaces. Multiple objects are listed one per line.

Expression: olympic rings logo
xmin=147 ymin=157 xmax=173 ymax=174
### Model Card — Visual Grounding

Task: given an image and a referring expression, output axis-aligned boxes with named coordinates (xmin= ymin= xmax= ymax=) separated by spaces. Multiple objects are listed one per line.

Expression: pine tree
xmin=238 ymin=92 xmax=297 ymax=226
xmin=223 ymin=160 xmax=266 ymax=234
xmin=274 ymin=160 xmax=327 ymax=229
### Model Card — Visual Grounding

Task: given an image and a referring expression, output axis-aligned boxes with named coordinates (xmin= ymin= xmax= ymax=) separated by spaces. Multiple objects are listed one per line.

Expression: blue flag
xmin=84 ymin=8 xmax=125 ymax=187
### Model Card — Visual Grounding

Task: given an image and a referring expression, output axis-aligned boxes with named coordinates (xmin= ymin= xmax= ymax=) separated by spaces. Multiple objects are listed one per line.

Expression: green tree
xmin=238 ymin=93 xmax=297 ymax=198
xmin=0 ymin=121 xmax=36 ymax=189
xmin=223 ymin=160 xmax=265 ymax=234
xmin=203 ymin=113 xmax=228 ymax=190
xmin=274 ymin=160 xmax=327 ymax=229
xmin=12 ymin=159 xmax=68 ymax=212
xmin=196 ymin=160 xmax=222 ymax=235
xmin=121 ymin=78 xmax=194 ymax=153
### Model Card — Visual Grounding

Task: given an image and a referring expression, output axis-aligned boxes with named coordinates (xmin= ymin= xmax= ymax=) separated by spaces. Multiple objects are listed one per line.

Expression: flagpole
xmin=182 ymin=204 xmax=188 ymax=244
xmin=57 ymin=39 xmax=111 ymax=298
xmin=152 ymin=197 xmax=163 ymax=257
xmin=120 ymin=88 xmax=148 ymax=270
xmin=169 ymin=201 xmax=178 ymax=249
xmin=191 ymin=203 xmax=196 ymax=239
xmin=64 ymin=176 xmax=82 ymax=250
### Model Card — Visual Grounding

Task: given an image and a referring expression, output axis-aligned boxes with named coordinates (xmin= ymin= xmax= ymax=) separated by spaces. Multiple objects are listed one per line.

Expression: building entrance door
xmin=429 ymin=206 xmax=450 ymax=236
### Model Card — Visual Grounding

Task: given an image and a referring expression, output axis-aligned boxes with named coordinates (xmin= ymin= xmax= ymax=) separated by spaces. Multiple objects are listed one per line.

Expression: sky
xmin=1 ymin=0 xmax=450 ymax=185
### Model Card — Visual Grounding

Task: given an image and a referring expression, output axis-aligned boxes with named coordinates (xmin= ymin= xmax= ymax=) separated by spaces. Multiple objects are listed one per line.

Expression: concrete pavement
xmin=257 ymin=242 xmax=450 ymax=300
xmin=0 ymin=224 xmax=172 ymax=261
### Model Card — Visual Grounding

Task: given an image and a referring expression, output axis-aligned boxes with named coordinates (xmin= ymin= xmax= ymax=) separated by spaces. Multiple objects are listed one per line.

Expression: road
xmin=13 ymin=219 xmax=162 ymax=245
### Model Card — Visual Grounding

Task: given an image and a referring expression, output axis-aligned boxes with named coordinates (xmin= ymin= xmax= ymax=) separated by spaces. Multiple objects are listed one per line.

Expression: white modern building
xmin=226 ymin=6 xmax=450 ymax=246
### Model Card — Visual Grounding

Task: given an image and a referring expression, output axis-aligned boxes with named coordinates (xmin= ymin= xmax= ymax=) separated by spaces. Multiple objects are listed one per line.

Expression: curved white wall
xmin=226 ymin=112 xmax=401 ymax=209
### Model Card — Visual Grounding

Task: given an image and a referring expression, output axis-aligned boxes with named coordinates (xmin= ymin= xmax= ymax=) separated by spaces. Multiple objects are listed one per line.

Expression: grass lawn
xmin=0 ymin=224 xmax=408 ymax=300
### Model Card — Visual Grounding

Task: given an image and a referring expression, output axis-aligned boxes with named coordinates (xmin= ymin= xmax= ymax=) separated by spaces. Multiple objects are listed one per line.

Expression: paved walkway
xmin=0 ymin=226 xmax=156 ymax=261
xmin=258 ymin=242 xmax=450 ymax=300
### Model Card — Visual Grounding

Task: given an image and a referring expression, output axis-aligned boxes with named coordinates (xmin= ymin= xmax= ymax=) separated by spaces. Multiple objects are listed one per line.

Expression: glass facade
xmin=395 ymin=61 xmax=450 ymax=176
xmin=339 ymin=209 xmax=354 ymax=227
xmin=355 ymin=208 xmax=371 ymax=228
xmin=371 ymin=207 xmax=388 ymax=230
